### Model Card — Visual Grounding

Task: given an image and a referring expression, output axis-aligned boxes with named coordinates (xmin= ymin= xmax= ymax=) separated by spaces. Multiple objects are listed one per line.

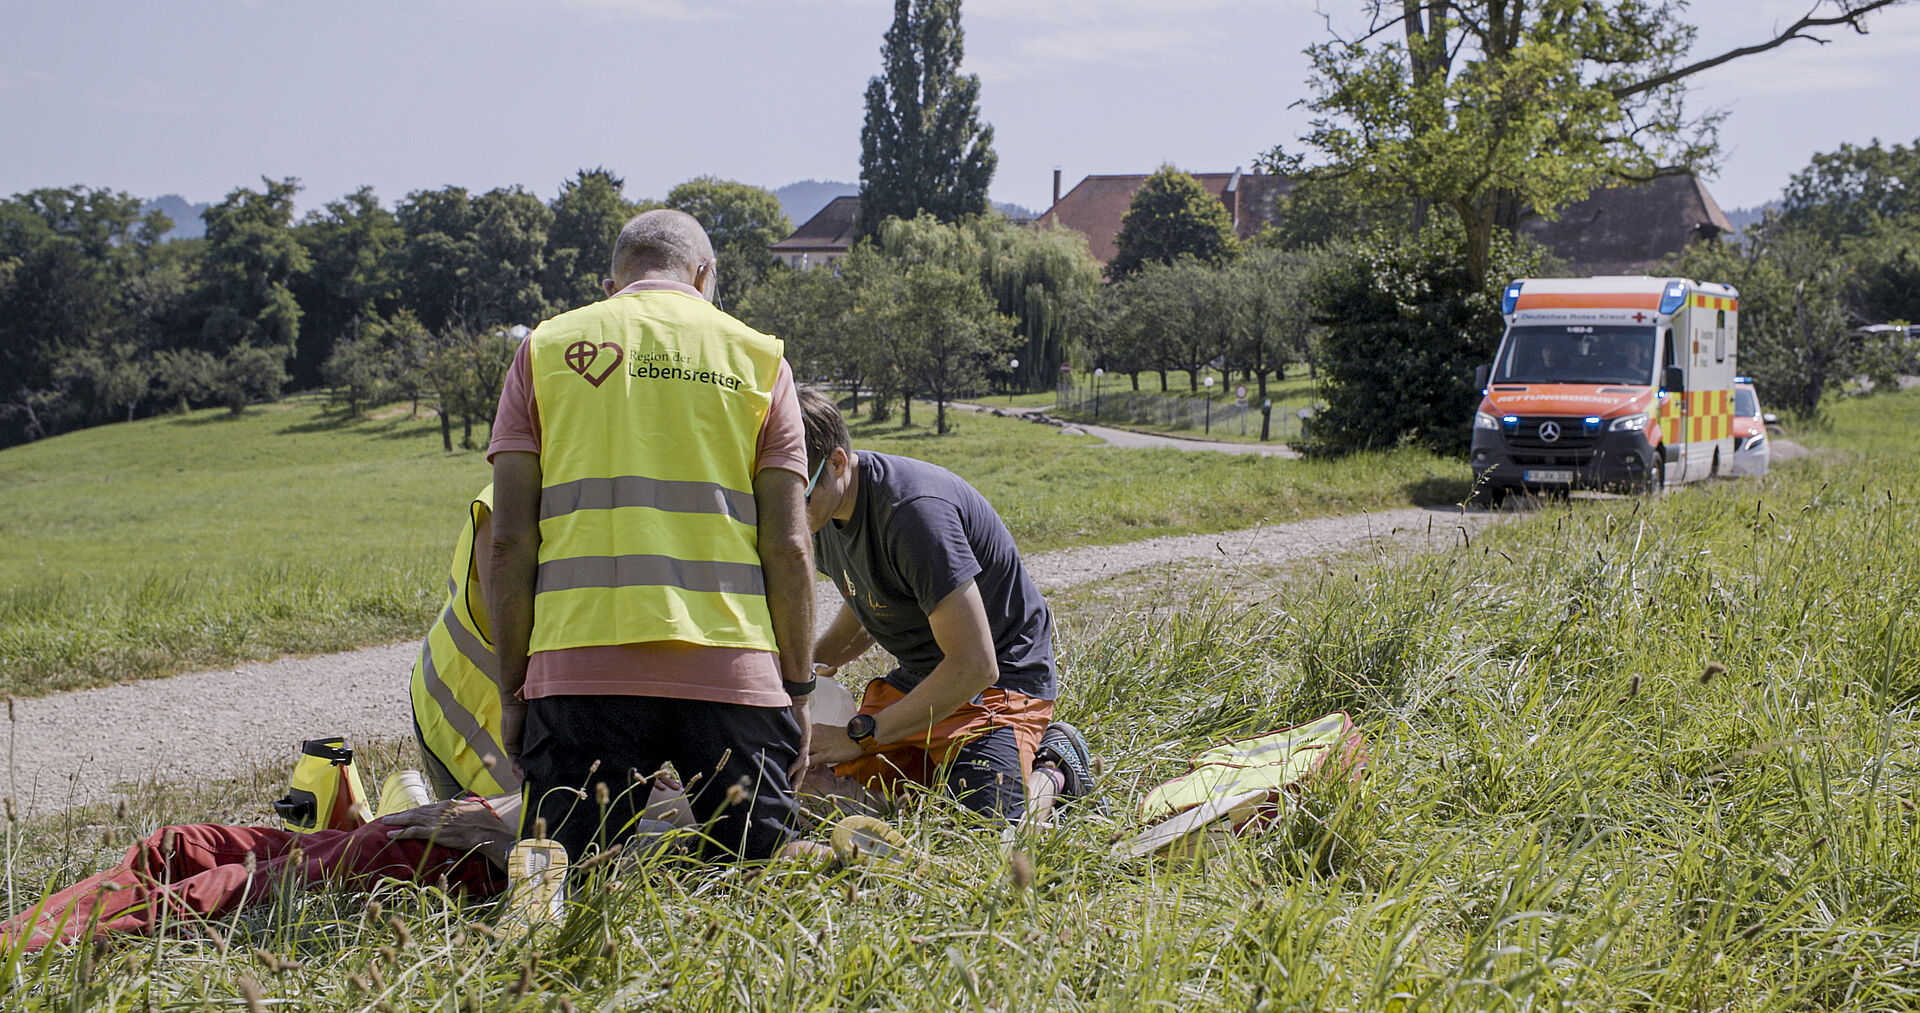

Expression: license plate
xmin=1524 ymin=469 xmax=1574 ymax=484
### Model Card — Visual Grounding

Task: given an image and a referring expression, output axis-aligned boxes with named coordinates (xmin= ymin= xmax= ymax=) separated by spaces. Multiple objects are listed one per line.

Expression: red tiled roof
xmin=1517 ymin=172 xmax=1734 ymax=275
xmin=770 ymin=194 xmax=861 ymax=252
xmin=1035 ymin=171 xmax=1292 ymax=266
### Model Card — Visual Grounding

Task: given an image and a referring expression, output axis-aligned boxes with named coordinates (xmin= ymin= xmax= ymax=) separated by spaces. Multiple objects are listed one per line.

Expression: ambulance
xmin=1469 ymin=276 xmax=1738 ymax=503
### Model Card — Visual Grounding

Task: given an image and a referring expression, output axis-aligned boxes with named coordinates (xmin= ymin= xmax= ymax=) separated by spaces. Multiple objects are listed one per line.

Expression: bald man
xmin=488 ymin=209 xmax=818 ymax=864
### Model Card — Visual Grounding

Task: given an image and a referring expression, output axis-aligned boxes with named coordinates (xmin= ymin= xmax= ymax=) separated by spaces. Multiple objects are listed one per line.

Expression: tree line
xmin=0 ymin=170 xmax=791 ymax=449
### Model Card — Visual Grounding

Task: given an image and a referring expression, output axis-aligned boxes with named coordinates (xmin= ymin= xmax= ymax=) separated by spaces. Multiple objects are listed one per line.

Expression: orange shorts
xmin=830 ymin=679 xmax=1054 ymax=793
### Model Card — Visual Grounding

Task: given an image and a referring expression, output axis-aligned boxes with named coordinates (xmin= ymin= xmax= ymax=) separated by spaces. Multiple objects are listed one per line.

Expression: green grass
xmin=0 ymin=394 xmax=1462 ymax=697
xmin=1052 ymin=370 xmax=1321 ymax=444
xmin=6 ymin=389 xmax=1919 ymax=1008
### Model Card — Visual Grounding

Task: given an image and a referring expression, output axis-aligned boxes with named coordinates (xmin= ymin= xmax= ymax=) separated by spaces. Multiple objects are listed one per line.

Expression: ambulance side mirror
xmin=1662 ymin=365 xmax=1685 ymax=393
xmin=1474 ymin=364 xmax=1490 ymax=390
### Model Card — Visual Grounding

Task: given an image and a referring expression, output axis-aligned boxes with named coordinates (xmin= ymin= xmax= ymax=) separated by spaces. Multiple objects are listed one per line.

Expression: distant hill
xmin=1723 ymin=202 xmax=1778 ymax=235
xmin=772 ymin=180 xmax=1040 ymax=229
xmin=140 ymin=195 xmax=209 ymax=240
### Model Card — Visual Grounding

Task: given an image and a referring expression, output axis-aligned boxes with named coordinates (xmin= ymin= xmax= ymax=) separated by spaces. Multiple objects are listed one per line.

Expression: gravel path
xmin=951 ymin=401 xmax=1302 ymax=457
xmin=2 ymin=505 xmax=1499 ymax=817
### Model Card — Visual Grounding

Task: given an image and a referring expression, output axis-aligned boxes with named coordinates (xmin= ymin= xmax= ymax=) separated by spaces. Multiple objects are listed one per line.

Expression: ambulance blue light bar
xmin=1658 ymin=281 xmax=1687 ymax=315
xmin=1502 ymin=282 xmax=1524 ymax=315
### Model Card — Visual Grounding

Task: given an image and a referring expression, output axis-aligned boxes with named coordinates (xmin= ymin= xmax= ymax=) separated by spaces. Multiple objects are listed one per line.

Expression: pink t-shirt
xmin=487 ymin=279 xmax=807 ymax=708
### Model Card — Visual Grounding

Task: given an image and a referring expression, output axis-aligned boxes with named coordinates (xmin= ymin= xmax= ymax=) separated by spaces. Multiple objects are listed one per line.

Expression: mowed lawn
xmin=5 ymin=392 xmax=1917 ymax=1010
xmin=0 ymin=395 xmax=1466 ymax=696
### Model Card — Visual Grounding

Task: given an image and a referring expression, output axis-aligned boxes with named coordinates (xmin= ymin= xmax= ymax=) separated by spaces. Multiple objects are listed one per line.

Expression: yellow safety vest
xmin=526 ymin=289 xmax=784 ymax=654
xmin=409 ymin=485 xmax=517 ymax=797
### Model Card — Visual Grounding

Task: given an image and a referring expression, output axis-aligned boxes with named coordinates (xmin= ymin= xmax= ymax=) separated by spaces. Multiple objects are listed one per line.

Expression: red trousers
xmin=2 ymin=821 xmax=503 ymax=949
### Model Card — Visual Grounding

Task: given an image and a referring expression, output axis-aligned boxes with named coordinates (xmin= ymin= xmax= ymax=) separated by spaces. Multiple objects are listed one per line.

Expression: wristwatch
xmin=846 ymin=713 xmax=877 ymax=744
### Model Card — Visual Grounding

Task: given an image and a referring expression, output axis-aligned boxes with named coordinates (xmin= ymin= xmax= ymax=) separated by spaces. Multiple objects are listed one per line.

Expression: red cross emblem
xmin=1632 ymin=312 xmax=1647 ymax=322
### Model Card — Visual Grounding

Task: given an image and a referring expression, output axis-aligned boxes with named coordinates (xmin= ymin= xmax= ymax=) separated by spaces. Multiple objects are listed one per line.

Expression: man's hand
xmin=788 ymin=693 xmax=813 ymax=789
xmin=382 ymin=798 xmax=516 ymax=869
xmin=809 ymin=723 xmax=864 ymax=766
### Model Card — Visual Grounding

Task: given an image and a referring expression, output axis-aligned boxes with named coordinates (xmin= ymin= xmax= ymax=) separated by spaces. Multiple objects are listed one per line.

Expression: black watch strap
xmin=783 ymin=676 xmax=817 ymax=698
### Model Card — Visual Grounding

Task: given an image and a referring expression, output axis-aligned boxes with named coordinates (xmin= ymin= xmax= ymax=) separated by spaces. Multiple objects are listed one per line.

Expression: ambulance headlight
xmin=1474 ymin=411 xmax=1500 ymax=431
xmin=1608 ymin=413 xmax=1650 ymax=432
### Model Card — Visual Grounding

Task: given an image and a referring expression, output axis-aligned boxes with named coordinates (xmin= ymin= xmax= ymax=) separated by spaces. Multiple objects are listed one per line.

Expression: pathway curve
xmin=3 ymin=506 xmax=1499 ymax=816
xmin=950 ymin=401 xmax=1302 ymax=457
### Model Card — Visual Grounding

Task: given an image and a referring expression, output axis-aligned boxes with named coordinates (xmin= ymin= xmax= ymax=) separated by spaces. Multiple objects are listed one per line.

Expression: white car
xmin=1728 ymin=379 xmax=1772 ymax=477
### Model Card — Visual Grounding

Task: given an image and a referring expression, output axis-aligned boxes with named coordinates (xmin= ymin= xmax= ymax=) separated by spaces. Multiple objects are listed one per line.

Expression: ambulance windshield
xmin=1493 ymin=324 xmax=1657 ymax=385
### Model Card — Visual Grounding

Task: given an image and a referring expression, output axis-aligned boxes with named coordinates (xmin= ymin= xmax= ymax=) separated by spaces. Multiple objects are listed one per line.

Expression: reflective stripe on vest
xmin=408 ymin=486 xmax=517 ymax=798
xmin=527 ymin=289 xmax=783 ymax=653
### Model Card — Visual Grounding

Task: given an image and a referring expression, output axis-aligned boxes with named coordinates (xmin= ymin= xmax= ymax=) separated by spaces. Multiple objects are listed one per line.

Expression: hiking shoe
xmin=502 ymin=838 xmax=569 ymax=927
xmin=1035 ymin=721 xmax=1102 ymax=813
xmin=830 ymin=815 xmax=917 ymax=865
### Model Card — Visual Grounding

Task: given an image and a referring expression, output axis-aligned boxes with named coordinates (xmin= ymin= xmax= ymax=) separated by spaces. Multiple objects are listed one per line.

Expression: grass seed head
xmin=389 ymin=916 xmax=412 ymax=948
xmin=533 ymin=816 xmax=549 ymax=839
xmin=1702 ymin=661 xmax=1728 ymax=684
xmin=481 ymin=752 xmax=498 ymax=770
xmin=596 ymin=781 xmax=610 ymax=807
xmin=238 ymin=977 xmax=264 ymax=1013
xmin=1008 ymin=849 xmax=1034 ymax=890
xmin=725 ymin=781 xmax=749 ymax=808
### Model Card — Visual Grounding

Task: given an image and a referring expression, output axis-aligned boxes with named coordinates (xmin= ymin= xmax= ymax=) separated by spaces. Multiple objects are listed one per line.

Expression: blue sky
xmin=3 ymin=0 xmax=1916 ymax=216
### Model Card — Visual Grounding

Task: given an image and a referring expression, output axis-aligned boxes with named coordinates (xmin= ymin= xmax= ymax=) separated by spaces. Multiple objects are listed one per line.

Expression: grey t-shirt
xmin=813 ymin=452 xmax=1056 ymax=700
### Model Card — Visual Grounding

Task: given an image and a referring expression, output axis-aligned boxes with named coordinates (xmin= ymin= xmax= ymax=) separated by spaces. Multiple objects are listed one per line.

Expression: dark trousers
xmin=521 ymin=695 xmax=801 ymax=862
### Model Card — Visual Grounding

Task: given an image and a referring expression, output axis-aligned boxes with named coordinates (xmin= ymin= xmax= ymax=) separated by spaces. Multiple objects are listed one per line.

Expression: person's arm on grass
xmin=756 ymin=465 xmax=816 ymax=783
xmin=811 ymin=580 xmax=997 ymax=763
xmin=488 ymin=451 xmax=542 ymax=776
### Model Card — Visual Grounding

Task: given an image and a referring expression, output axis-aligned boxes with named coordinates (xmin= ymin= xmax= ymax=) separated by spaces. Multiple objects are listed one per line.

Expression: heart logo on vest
xmin=564 ymin=340 xmax=624 ymax=387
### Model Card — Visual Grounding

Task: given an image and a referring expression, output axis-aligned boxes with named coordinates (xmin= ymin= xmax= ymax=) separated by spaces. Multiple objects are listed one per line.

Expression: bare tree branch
xmin=1613 ymin=0 xmax=1905 ymax=101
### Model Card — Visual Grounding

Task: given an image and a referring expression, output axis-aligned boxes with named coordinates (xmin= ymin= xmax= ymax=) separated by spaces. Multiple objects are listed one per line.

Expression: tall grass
xmin=0 ymin=396 xmax=1463 ymax=696
xmin=5 ymin=391 xmax=1919 ymax=1008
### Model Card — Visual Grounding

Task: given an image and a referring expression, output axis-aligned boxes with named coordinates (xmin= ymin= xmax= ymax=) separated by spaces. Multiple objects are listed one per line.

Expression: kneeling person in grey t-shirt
xmin=794 ymin=388 xmax=1095 ymax=823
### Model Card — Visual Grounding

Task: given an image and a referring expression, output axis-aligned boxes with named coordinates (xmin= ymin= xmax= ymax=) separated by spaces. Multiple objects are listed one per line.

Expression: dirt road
xmin=2 ymin=505 xmax=1499 ymax=816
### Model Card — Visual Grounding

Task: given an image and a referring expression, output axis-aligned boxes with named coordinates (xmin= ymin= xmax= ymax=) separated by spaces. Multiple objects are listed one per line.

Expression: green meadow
xmin=0 ymin=395 xmax=1462 ymax=696
xmin=5 ymin=390 xmax=1918 ymax=1009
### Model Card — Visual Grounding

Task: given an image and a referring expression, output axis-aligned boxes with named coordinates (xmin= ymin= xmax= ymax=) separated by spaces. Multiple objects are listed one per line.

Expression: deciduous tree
xmin=667 ymin=177 xmax=792 ymax=306
xmin=1108 ymin=166 xmax=1238 ymax=281
xmin=1291 ymin=0 xmax=1906 ymax=286
xmin=545 ymin=168 xmax=640 ymax=311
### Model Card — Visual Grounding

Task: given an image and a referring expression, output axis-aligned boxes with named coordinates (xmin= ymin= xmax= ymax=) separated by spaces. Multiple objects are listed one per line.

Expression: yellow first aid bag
xmin=271 ymin=737 xmax=374 ymax=833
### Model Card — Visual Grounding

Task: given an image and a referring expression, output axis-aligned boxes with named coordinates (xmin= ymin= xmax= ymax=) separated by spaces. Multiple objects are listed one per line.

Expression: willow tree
xmin=980 ymin=223 xmax=1098 ymax=391
xmin=872 ymin=214 xmax=1097 ymax=394
xmin=1291 ymin=0 xmax=1907 ymax=286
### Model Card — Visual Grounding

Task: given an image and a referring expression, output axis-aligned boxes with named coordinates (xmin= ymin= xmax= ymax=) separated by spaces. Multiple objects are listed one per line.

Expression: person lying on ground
xmin=1 ymin=793 xmax=518 ymax=950
xmin=0 ymin=773 xmax=750 ymax=952
xmin=794 ymin=387 xmax=1097 ymax=824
